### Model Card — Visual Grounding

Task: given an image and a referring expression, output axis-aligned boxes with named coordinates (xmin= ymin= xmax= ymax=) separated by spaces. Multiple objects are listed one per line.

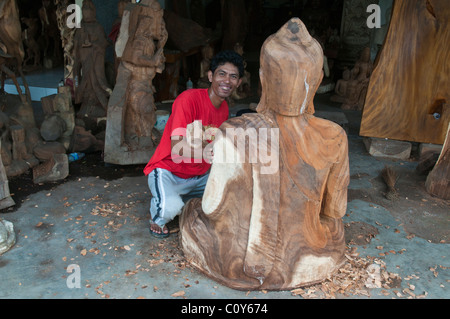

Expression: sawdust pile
xmin=290 ymin=246 xmax=418 ymax=299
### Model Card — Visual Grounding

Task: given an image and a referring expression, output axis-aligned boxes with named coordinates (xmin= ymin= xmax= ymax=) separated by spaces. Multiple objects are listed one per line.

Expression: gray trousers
xmin=147 ymin=168 xmax=209 ymax=228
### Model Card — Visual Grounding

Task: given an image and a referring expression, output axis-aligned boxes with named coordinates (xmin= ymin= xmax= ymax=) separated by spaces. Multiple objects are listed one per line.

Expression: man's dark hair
xmin=210 ymin=50 xmax=245 ymax=78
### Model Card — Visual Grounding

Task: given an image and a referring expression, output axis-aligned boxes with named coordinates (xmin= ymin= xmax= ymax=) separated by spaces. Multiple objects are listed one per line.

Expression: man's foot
xmin=149 ymin=221 xmax=170 ymax=238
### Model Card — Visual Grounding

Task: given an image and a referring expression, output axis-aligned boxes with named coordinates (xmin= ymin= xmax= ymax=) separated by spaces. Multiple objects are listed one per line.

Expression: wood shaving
xmin=290 ymin=246 xmax=403 ymax=299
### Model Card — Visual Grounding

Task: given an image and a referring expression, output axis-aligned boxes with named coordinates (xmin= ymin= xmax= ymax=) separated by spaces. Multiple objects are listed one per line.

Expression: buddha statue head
xmin=257 ymin=18 xmax=324 ymax=116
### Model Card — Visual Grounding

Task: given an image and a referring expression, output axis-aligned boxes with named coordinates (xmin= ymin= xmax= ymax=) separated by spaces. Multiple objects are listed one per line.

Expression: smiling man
xmin=143 ymin=50 xmax=244 ymax=238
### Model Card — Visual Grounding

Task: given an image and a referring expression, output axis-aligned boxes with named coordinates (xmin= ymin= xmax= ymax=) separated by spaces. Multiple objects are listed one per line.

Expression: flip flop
xmin=149 ymin=221 xmax=170 ymax=238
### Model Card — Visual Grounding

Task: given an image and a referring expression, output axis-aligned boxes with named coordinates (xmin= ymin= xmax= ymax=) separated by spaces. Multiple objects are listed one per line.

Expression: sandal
xmin=149 ymin=221 xmax=170 ymax=238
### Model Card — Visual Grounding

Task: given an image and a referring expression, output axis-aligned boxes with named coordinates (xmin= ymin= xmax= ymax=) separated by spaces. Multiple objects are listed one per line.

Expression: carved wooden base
xmin=180 ymin=198 xmax=346 ymax=291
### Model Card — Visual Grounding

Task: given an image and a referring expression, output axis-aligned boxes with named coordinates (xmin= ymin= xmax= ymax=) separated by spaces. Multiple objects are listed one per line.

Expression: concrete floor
xmin=0 ymin=93 xmax=449 ymax=303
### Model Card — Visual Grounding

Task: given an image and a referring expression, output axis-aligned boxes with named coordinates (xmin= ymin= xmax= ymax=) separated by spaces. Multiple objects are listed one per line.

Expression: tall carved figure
xmin=180 ymin=18 xmax=350 ymax=291
xmin=38 ymin=0 xmax=62 ymax=66
xmin=104 ymin=0 xmax=167 ymax=165
xmin=196 ymin=44 xmax=214 ymax=88
xmin=55 ymin=0 xmax=77 ymax=84
xmin=0 ymin=0 xmax=31 ymax=104
xmin=73 ymin=0 xmax=112 ymax=123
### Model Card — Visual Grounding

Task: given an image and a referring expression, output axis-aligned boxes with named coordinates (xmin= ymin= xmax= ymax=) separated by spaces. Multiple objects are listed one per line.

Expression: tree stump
xmin=11 ymin=125 xmax=28 ymax=161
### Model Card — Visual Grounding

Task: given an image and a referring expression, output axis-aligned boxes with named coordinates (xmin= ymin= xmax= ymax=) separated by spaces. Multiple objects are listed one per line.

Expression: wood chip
xmin=171 ymin=290 xmax=185 ymax=297
xmin=289 ymin=246 xmax=405 ymax=299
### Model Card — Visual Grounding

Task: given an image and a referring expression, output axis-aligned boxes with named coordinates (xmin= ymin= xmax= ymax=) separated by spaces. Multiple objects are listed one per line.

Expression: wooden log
xmin=10 ymin=125 xmax=28 ymax=161
xmin=40 ymin=114 xmax=67 ymax=142
xmin=41 ymin=95 xmax=56 ymax=116
xmin=360 ymin=0 xmax=450 ymax=145
xmin=425 ymin=124 xmax=450 ymax=199
xmin=6 ymin=125 xmax=39 ymax=177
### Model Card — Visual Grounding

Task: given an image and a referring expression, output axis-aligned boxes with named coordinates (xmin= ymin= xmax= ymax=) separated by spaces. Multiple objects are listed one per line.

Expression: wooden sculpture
xmin=360 ymin=0 xmax=450 ymax=145
xmin=21 ymin=17 xmax=41 ymax=68
xmin=231 ymin=42 xmax=251 ymax=100
xmin=39 ymin=90 xmax=75 ymax=150
xmin=2 ymin=122 xmax=39 ymax=177
xmin=104 ymin=0 xmax=167 ymax=165
xmin=0 ymin=90 xmax=41 ymax=178
xmin=0 ymin=0 xmax=31 ymax=104
xmin=109 ymin=0 xmax=131 ymax=78
xmin=331 ymin=47 xmax=372 ymax=110
xmin=38 ymin=0 xmax=62 ymax=67
xmin=0 ymin=140 xmax=14 ymax=210
xmin=0 ymin=49 xmax=25 ymax=103
xmin=196 ymin=44 xmax=214 ymax=88
xmin=32 ymin=93 xmax=70 ymax=185
xmin=180 ymin=18 xmax=350 ymax=291
xmin=55 ymin=0 xmax=77 ymax=84
xmin=425 ymin=123 xmax=450 ymax=199
xmin=73 ymin=0 xmax=112 ymax=123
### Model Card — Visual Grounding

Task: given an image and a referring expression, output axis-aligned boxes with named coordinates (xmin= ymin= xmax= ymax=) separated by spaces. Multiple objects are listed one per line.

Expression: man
xmin=144 ymin=50 xmax=244 ymax=238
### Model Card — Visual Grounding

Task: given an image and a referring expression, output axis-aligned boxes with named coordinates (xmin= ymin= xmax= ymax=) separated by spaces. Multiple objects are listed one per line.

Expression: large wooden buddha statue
xmin=179 ymin=18 xmax=350 ymax=291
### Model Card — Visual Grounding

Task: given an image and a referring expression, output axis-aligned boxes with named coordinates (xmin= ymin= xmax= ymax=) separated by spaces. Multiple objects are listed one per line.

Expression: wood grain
xmin=426 ymin=123 xmax=450 ymax=199
xmin=360 ymin=0 xmax=450 ymax=144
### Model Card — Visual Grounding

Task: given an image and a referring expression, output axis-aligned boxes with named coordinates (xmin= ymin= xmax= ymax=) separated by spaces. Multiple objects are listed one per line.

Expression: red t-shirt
xmin=143 ymin=89 xmax=229 ymax=178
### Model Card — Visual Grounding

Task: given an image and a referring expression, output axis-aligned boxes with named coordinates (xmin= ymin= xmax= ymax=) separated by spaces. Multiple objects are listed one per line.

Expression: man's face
xmin=208 ymin=62 xmax=242 ymax=99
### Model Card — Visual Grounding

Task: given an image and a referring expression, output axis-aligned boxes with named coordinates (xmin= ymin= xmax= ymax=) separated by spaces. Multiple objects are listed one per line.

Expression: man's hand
xmin=203 ymin=141 xmax=214 ymax=164
xmin=171 ymin=136 xmax=216 ymax=164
